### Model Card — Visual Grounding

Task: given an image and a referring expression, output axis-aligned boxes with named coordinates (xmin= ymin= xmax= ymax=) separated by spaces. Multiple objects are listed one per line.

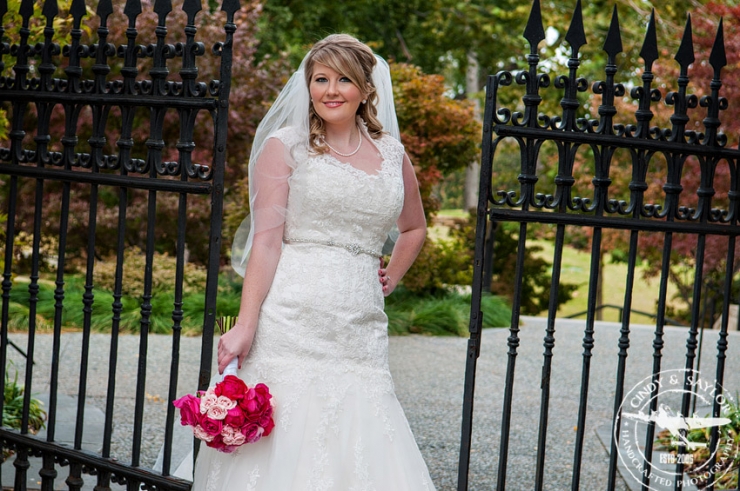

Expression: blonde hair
xmin=304 ymin=34 xmax=384 ymax=153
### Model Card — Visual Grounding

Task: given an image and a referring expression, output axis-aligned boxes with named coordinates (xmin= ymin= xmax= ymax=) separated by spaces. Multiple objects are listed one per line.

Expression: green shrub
xmin=656 ymin=395 xmax=740 ymax=490
xmin=444 ymin=211 xmax=578 ymax=315
xmin=386 ymin=307 xmax=414 ymax=336
xmin=93 ymin=247 xmax=208 ymax=297
xmin=479 ymin=294 xmax=513 ymax=328
xmin=385 ymin=287 xmax=511 ymax=336
xmin=6 ymin=293 xmax=52 ymax=331
xmin=7 ymin=273 xmax=242 ymax=335
xmin=5 ymin=269 xmax=509 ymax=338
xmin=402 ymin=236 xmax=473 ymax=294
xmin=3 ymin=366 xmax=46 ymax=462
xmin=490 ymin=222 xmax=578 ymax=314
xmin=408 ymin=299 xmax=466 ymax=336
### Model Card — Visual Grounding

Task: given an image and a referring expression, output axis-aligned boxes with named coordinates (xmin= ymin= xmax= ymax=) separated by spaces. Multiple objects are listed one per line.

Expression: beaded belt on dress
xmin=284 ymin=236 xmax=381 ymax=257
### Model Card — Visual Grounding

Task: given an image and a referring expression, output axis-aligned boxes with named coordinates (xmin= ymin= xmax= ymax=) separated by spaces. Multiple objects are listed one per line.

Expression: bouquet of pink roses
xmin=173 ymin=318 xmax=275 ymax=453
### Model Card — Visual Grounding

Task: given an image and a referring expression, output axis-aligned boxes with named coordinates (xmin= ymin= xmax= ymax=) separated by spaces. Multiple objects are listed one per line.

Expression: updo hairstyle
xmin=304 ymin=34 xmax=384 ymax=154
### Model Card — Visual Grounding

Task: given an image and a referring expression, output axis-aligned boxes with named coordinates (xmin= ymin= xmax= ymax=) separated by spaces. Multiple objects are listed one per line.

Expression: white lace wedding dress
xmin=191 ymin=128 xmax=436 ymax=490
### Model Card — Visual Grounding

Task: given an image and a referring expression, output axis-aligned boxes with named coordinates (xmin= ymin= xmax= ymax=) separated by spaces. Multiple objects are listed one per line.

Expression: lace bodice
xmin=272 ymin=127 xmax=405 ymax=254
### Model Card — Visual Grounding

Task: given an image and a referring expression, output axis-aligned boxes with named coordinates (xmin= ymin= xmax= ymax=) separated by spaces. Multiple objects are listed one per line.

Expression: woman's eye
xmin=315 ymin=77 xmax=328 ymax=83
xmin=340 ymin=77 xmax=352 ymax=83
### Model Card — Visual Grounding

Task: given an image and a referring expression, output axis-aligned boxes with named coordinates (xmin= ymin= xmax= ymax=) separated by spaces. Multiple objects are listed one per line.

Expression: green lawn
xmin=532 ymin=240 xmax=682 ymax=324
xmin=432 ymin=210 xmax=683 ymax=325
xmin=436 ymin=209 xmax=469 ymax=219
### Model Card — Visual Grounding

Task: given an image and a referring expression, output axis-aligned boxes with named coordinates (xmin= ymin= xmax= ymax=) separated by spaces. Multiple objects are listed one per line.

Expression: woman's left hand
xmin=378 ymin=266 xmax=395 ymax=296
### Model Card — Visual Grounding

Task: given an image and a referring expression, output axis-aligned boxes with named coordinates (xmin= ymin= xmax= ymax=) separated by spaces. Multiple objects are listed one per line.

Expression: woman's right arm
xmin=217 ymin=137 xmax=292 ymax=374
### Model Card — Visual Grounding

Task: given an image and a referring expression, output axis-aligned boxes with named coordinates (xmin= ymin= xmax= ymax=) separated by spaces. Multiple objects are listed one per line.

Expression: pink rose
xmin=221 ymin=425 xmax=247 ymax=446
xmin=224 ymin=406 xmax=247 ymax=428
xmin=215 ymin=376 xmax=248 ymax=401
xmin=206 ymin=405 xmax=228 ymax=421
xmin=244 ymin=404 xmax=272 ymax=424
xmin=252 ymin=403 xmax=272 ymax=426
xmin=261 ymin=404 xmax=274 ymax=420
xmin=206 ymin=396 xmax=236 ymax=420
xmin=260 ymin=416 xmax=275 ymax=437
xmin=199 ymin=390 xmax=219 ymax=415
xmin=254 ymin=384 xmax=272 ymax=403
xmin=201 ymin=417 xmax=223 ymax=437
xmin=241 ymin=384 xmax=274 ymax=422
xmin=239 ymin=384 xmax=272 ymax=409
xmin=206 ymin=433 xmax=226 ymax=451
xmin=219 ymin=396 xmax=238 ymax=410
xmin=242 ymin=423 xmax=265 ymax=443
xmin=173 ymin=394 xmax=202 ymax=427
xmin=193 ymin=425 xmax=214 ymax=442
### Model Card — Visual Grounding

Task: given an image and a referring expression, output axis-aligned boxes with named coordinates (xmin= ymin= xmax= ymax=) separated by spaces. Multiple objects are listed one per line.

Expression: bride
xmin=192 ymin=34 xmax=434 ymax=490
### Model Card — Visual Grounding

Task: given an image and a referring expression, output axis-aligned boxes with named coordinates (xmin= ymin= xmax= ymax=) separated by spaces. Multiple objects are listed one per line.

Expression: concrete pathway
xmin=3 ymin=317 xmax=739 ymax=490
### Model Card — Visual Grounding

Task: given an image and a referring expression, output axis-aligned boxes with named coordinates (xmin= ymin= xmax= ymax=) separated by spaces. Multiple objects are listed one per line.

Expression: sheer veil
xmin=231 ymin=53 xmax=400 ymax=276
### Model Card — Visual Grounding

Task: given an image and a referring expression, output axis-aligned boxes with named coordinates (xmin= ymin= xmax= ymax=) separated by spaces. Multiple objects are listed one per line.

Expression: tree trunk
xmin=464 ymin=51 xmax=481 ymax=211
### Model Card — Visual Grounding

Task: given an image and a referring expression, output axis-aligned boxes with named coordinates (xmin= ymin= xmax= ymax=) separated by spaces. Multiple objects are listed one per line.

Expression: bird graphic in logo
xmin=623 ymin=404 xmax=731 ymax=450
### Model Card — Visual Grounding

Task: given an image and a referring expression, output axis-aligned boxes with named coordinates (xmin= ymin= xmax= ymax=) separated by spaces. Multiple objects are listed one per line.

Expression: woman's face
xmin=309 ymin=63 xmax=365 ymax=129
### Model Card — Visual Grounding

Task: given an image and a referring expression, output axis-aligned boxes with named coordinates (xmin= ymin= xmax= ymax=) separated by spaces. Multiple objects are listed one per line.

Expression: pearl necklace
xmin=323 ymin=132 xmax=363 ymax=157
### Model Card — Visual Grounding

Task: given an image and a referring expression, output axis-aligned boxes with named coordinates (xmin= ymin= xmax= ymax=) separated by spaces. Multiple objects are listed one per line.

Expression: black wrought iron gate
xmin=0 ymin=0 xmax=235 ymax=489
xmin=459 ymin=1 xmax=740 ymax=490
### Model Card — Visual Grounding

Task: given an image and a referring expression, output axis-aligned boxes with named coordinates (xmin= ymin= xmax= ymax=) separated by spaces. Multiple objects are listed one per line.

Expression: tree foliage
xmin=254 ymin=0 xmax=532 ymax=93
xmin=405 ymin=211 xmax=577 ymax=313
xmin=489 ymin=222 xmax=578 ymax=315
xmin=3 ymin=0 xmax=728 ymax=315
xmin=1 ymin=0 xmax=289 ymax=268
xmin=391 ymin=62 xmax=480 ymax=217
xmin=558 ymin=1 xmax=740 ymax=320
xmin=253 ymin=0 xmax=708 ymax=97
xmin=634 ymin=2 xmax=740 ymax=318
